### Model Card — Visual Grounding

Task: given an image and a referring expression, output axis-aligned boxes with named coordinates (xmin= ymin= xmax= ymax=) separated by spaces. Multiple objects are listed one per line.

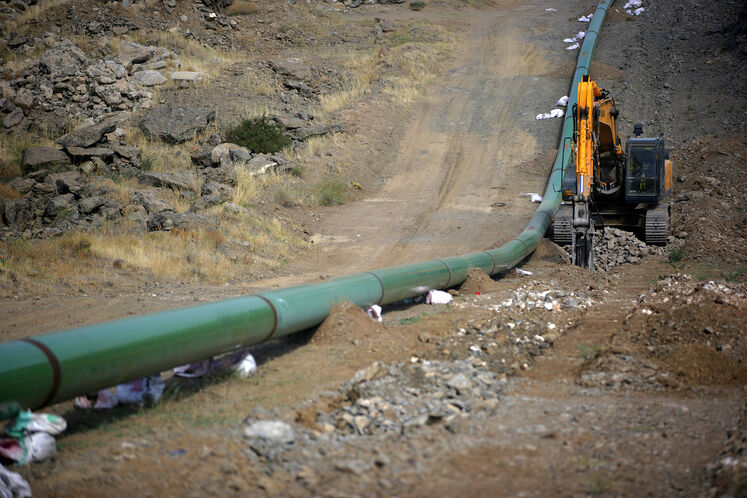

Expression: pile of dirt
xmin=622 ymin=275 xmax=747 ymax=386
xmin=458 ymin=268 xmax=498 ymax=295
xmin=671 ymin=136 xmax=747 ymax=266
xmin=309 ymin=301 xmax=388 ymax=346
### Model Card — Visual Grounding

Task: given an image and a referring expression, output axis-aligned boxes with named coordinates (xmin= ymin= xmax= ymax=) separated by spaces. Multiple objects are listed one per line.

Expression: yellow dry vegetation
xmin=226 ymin=0 xmax=259 ymax=16
xmin=0 ymin=206 xmax=307 ymax=291
xmin=319 ymin=22 xmax=455 ymax=113
xmin=3 ymin=0 xmax=73 ymax=32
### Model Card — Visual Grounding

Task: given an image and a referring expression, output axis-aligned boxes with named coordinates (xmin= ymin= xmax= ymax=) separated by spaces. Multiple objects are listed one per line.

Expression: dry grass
xmin=245 ymin=70 xmax=277 ymax=97
xmin=3 ymin=0 xmax=73 ymax=33
xmin=0 ymin=184 xmax=21 ymax=200
xmin=226 ymin=0 xmax=259 ymax=16
xmin=319 ymin=49 xmax=378 ymax=113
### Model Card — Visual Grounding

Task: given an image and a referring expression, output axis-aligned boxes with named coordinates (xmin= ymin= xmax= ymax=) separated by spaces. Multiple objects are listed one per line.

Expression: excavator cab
xmin=624 ymin=126 xmax=672 ymax=204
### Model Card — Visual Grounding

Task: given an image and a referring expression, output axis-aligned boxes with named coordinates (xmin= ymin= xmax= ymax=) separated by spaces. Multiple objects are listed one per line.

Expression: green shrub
xmin=668 ymin=245 xmax=686 ymax=264
xmin=409 ymin=0 xmax=426 ymax=10
xmin=226 ymin=116 xmax=291 ymax=154
xmin=315 ymin=179 xmax=346 ymax=206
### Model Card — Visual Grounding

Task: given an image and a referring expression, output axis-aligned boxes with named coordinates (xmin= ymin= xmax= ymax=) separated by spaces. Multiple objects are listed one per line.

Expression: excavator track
xmin=550 ymin=205 xmax=573 ymax=246
xmin=645 ymin=204 xmax=669 ymax=246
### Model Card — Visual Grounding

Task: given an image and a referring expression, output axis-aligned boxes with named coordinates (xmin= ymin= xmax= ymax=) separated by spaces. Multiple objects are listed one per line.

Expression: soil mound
xmin=530 ymin=238 xmax=570 ymax=265
xmin=310 ymin=301 xmax=387 ymax=346
xmin=458 ymin=268 xmax=498 ymax=295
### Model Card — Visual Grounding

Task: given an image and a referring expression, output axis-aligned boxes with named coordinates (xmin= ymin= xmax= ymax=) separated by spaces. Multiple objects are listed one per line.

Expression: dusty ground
xmin=1 ymin=0 xmax=746 ymax=496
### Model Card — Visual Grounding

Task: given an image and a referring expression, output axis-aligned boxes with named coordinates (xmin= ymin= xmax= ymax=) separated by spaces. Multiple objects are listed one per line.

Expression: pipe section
xmin=0 ymin=0 xmax=612 ymax=417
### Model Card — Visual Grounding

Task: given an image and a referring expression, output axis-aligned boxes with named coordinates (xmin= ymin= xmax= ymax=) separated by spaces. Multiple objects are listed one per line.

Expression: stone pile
xmin=0 ymin=39 xmax=198 ymax=134
xmin=561 ymin=227 xmax=666 ymax=271
xmin=316 ymin=359 xmax=507 ymax=437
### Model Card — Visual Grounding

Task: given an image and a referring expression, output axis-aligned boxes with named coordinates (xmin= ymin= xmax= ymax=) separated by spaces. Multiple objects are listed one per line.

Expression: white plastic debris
xmin=94 ymin=390 xmax=119 ymax=409
xmin=208 ymin=12 xmax=217 ymax=18
xmin=173 ymin=359 xmax=211 ymax=378
xmin=629 ymin=7 xmax=644 ymax=15
xmin=366 ymin=304 xmax=383 ymax=322
xmin=563 ymin=31 xmax=585 ymax=43
xmin=623 ymin=0 xmax=641 ymax=7
xmin=578 ymin=13 xmax=593 ymax=22
xmin=426 ymin=289 xmax=453 ymax=305
xmin=2 ymin=411 xmax=66 ymax=465
xmin=116 ymin=375 xmax=165 ymax=406
xmin=566 ymin=42 xmax=580 ymax=50
xmin=234 ymin=353 xmax=257 ymax=378
xmin=536 ymin=109 xmax=564 ymax=120
xmin=544 ymin=8 xmax=557 ymax=11
xmin=515 ymin=268 xmax=534 ymax=276
xmin=519 ymin=193 xmax=543 ymax=203
xmin=556 ymin=95 xmax=569 ymax=107
xmin=640 ymin=308 xmax=653 ymax=315
xmin=0 ymin=463 xmax=32 ymax=498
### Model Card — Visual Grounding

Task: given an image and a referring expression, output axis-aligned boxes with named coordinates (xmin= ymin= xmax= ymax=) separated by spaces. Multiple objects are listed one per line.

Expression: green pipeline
xmin=0 ymin=0 xmax=611 ymax=417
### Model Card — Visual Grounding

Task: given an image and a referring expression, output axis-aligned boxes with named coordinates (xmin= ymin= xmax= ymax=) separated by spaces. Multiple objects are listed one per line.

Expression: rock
xmin=46 ymin=194 xmax=77 ymax=218
xmin=169 ymin=71 xmax=203 ymax=81
xmin=269 ymin=57 xmax=312 ymax=82
xmin=112 ymin=145 xmax=140 ymax=160
xmin=244 ymin=420 xmax=295 ymax=445
xmin=8 ymin=178 xmax=35 ymax=194
xmin=190 ymin=145 xmax=214 ymax=168
xmin=276 ymin=115 xmax=307 ymax=130
xmin=243 ymin=154 xmax=277 ymax=176
xmin=57 ymin=121 xmax=117 ymax=149
xmin=7 ymin=32 xmax=28 ymax=48
xmin=133 ymin=188 xmax=172 ymax=214
xmin=3 ymin=107 xmax=24 ymax=128
xmin=229 ymin=148 xmax=252 ymax=163
xmin=189 ymin=194 xmax=224 ymax=212
xmin=39 ymin=40 xmax=88 ymax=79
xmin=79 ymin=196 xmax=106 ymax=214
xmin=2 ymin=198 xmax=33 ymax=228
xmin=139 ymin=105 xmax=215 ymax=144
xmin=201 ymin=181 xmax=234 ymax=199
xmin=14 ymin=89 xmax=34 ymax=109
xmin=204 ymin=166 xmax=237 ymax=185
xmin=146 ymin=211 xmax=211 ymax=231
xmin=21 ymin=146 xmax=70 ymax=171
xmin=290 ymin=123 xmax=344 ymax=141
xmin=138 ymin=171 xmax=196 ymax=191
xmin=117 ymin=41 xmax=152 ymax=69
xmin=94 ymin=85 xmax=123 ymax=106
xmin=132 ymin=70 xmax=167 ymax=87
xmin=334 ymin=459 xmax=371 ymax=475
xmin=65 ymin=146 xmax=114 ymax=161
xmin=446 ymin=374 xmax=472 ymax=391
xmin=211 ymin=143 xmax=249 ymax=165
xmin=47 ymin=171 xmax=83 ymax=196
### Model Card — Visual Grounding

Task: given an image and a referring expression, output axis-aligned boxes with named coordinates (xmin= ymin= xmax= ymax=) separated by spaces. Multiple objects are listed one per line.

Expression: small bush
xmin=289 ymin=164 xmax=306 ymax=178
xmin=668 ymin=245 xmax=686 ymax=264
xmin=409 ymin=0 xmax=426 ymax=10
xmin=140 ymin=155 xmax=155 ymax=171
xmin=226 ymin=116 xmax=291 ymax=154
xmin=315 ymin=179 xmax=346 ymax=206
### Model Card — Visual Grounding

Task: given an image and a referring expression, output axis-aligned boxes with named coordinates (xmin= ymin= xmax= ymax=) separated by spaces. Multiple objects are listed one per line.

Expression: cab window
xmin=628 ymin=145 xmax=657 ymax=194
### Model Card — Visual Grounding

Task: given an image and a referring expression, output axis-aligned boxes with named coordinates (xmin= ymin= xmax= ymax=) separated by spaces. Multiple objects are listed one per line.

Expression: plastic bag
xmin=173 ymin=359 xmax=212 ymax=379
xmin=0 ymin=463 xmax=32 ymax=498
xmin=366 ymin=305 xmax=383 ymax=322
xmin=4 ymin=411 xmax=66 ymax=439
xmin=426 ymin=290 xmax=453 ymax=304
xmin=116 ymin=375 xmax=165 ymax=406
xmin=233 ymin=354 xmax=258 ymax=378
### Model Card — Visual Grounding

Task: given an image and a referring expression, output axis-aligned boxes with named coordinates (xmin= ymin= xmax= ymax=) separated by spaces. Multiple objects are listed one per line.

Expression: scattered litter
xmin=544 ymin=8 xmax=557 ymax=12
xmin=2 ymin=411 xmax=66 ymax=465
xmin=519 ymin=193 xmax=543 ymax=203
xmin=629 ymin=7 xmax=644 ymax=15
xmin=578 ymin=13 xmax=593 ymax=22
xmin=563 ymin=31 xmax=585 ymax=43
xmin=208 ymin=12 xmax=216 ymax=18
xmin=623 ymin=0 xmax=641 ymax=7
xmin=234 ymin=353 xmax=257 ymax=378
xmin=116 ymin=375 xmax=165 ymax=406
xmin=426 ymin=289 xmax=453 ymax=305
xmin=173 ymin=359 xmax=211 ymax=379
xmin=565 ymin=43 xmax=580 ymax=50
xmin=366 ymin=304 xmax=383 ymax=322
xmin=556 ymin=96 xmax=569 ymax=107
xmin=0 ymin=463 xmax=31 ymax=498
xmin=515 ymin=268 xmax=534 ymax=276
xmin=640 ymin=308 xmax=653 ymax=315
xmin=535 ymin=109 xmax=564 ymax=120
xmin=93 ymin=390 xmax=119 ymax=409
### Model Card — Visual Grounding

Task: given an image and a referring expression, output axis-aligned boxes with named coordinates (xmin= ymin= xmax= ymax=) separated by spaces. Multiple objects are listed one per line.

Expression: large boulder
xmin=57 ymin=121 xmax=117 ymax=149
xmin=21 ymin=146 xmax=70 ymax=172
xmin=133 ymin=188 xmax=172 ymax=214
xmin=139 ymin=105 xmax=215 ymax=144
xmin=146 ymin=211 xmax=213 ymax=232
xmin=46 ymin=193 xmax=77 ymax=218
xmin=138 ymin=171 xmax=197 ymax=191
xmin=39 ymin=40 xmax=88 ymax=79
xmin=132 ymin=70 xmax=167 ymax=87
xmin=269 ymin=57 xmax=312 ymax=82
xmin=116 ymin=41 xmax=152 ymax=69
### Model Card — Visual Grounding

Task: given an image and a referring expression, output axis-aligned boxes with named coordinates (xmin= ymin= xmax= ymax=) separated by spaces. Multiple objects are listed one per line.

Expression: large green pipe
xmin=0 ymin=0 xmax=611 ymax=417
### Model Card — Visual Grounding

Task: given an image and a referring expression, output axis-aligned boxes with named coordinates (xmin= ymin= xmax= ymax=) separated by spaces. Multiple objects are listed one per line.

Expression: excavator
xmin=550 ymin=75 xmax=672 ymax=269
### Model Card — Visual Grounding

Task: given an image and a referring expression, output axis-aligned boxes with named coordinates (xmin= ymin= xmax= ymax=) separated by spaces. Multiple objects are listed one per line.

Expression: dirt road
xmin=306 ymin=0 xmax=571 ymax=272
